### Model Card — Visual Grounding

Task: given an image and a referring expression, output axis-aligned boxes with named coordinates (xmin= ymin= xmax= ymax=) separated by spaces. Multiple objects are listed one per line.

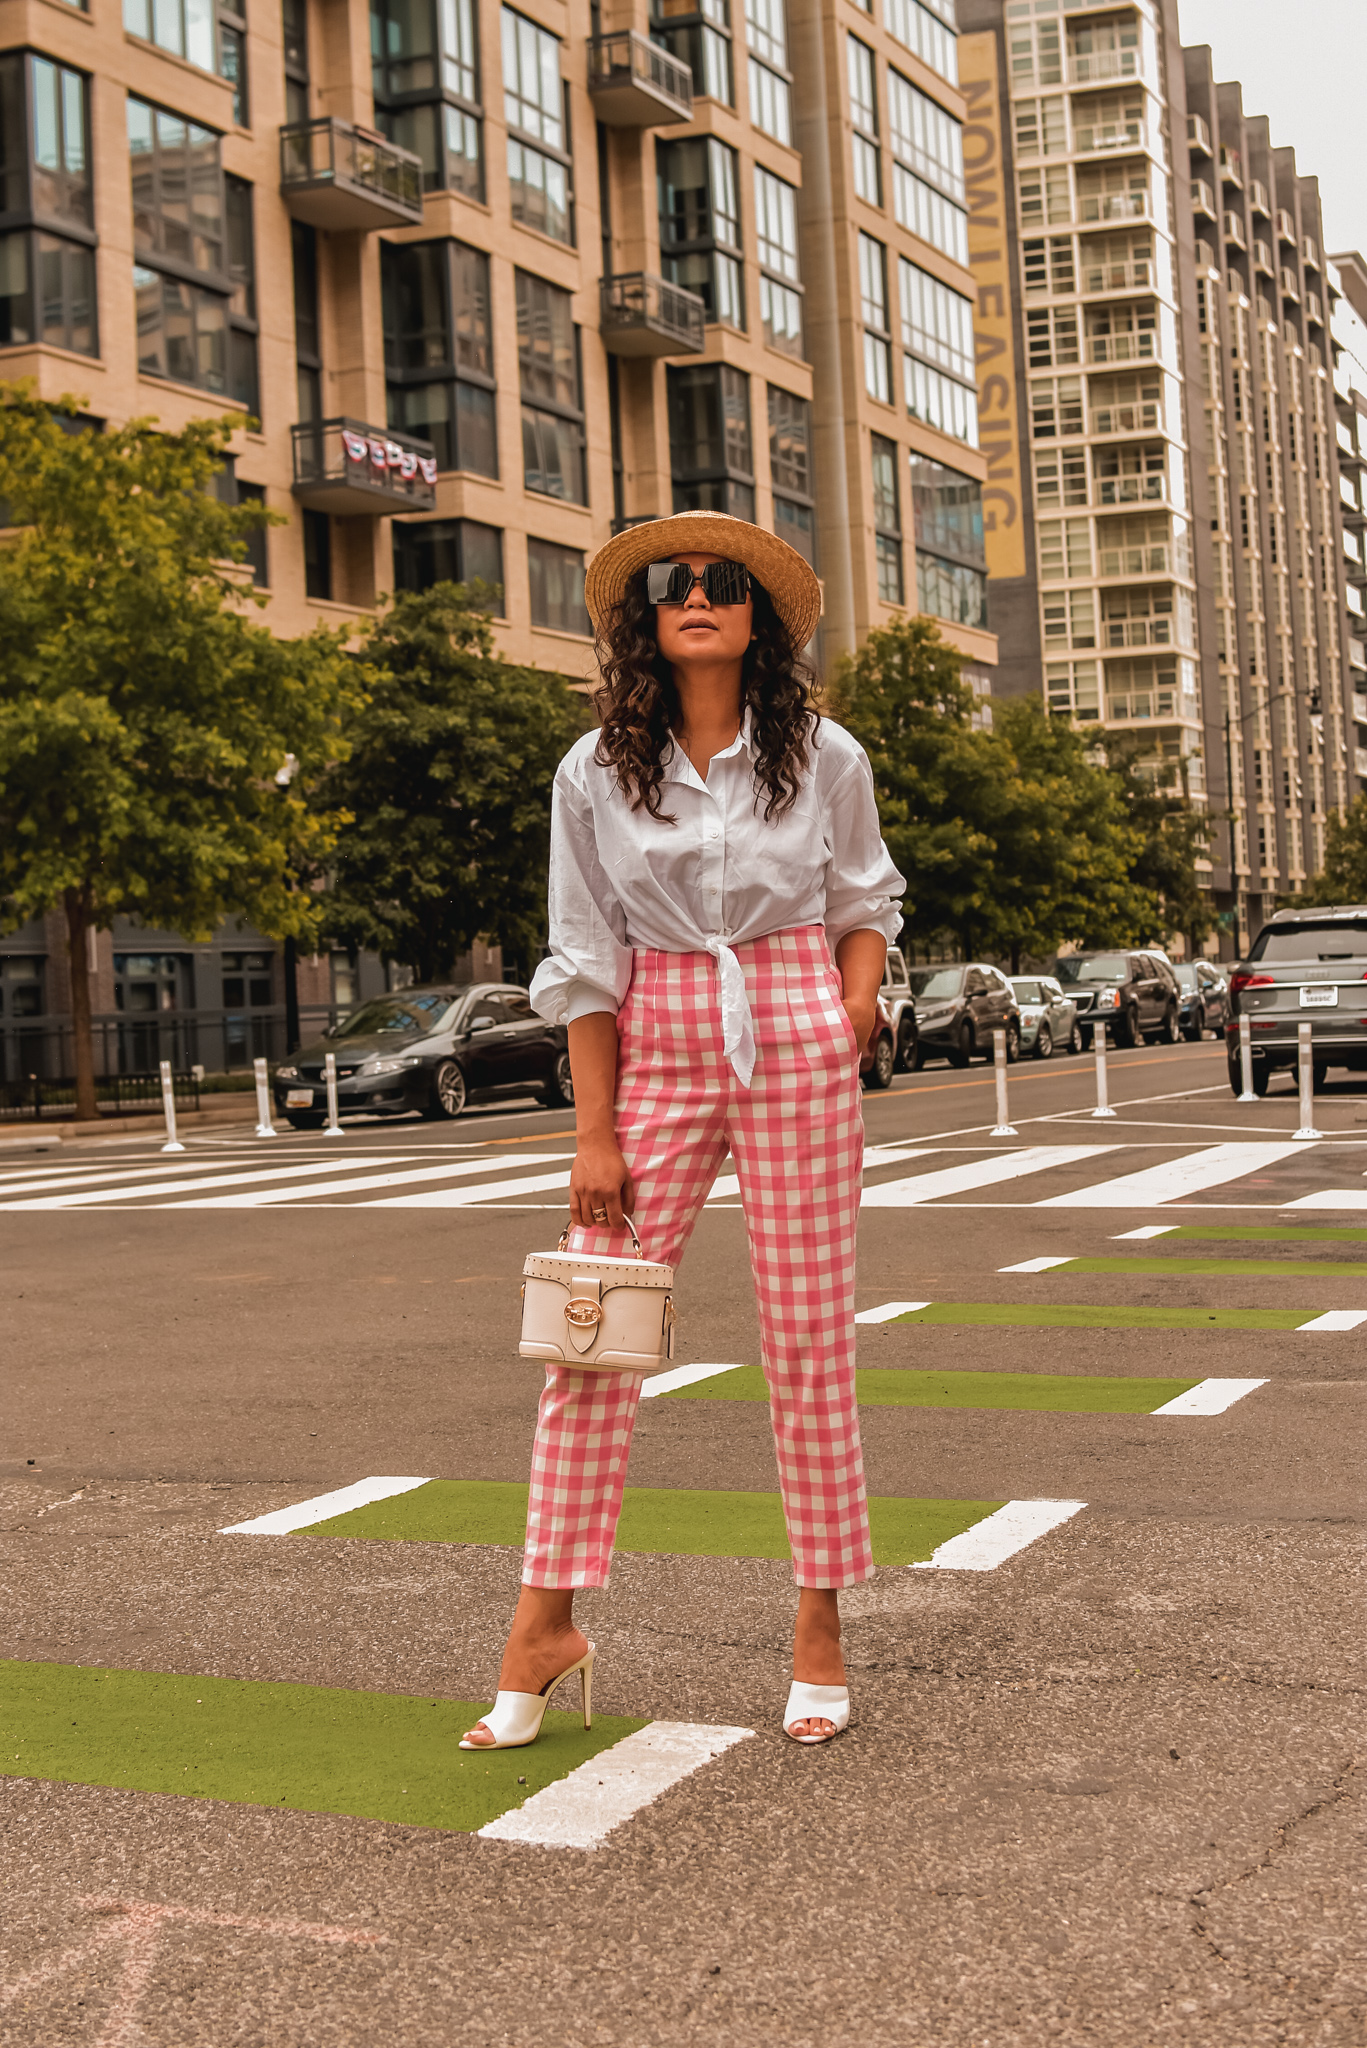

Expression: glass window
xmin=30 ymin=57 xmax=91 ymax=228
xmin=668 ymin=362 xmax=754 ymax=520
xmin=904 ymin=358 xmax=977 ymax=446
xmin=372 ymin=0 xmax=484 ymax=193
xmin=768 ymin=385 xmax=814 ymax=567
xmin=124 ymin=0 xmax=223 ymax=73
xmin=651 ymin=0 xmax=734 ymax=108
xmin=744 ymin=0 xmax=786 ymax=68
xmin=747 ymin=58 xmax=790 ymax=146
xmin=898 ymin=259 xmax=973 ymax=381
xmin=658 ymin=136 xmax=744 ymax=329
xmin=383 ymin=241 xmax=498 ymax=476
xmin=887 ymin=68 xmax=963 ymax=200
xmin=884 ymin=0 xmax=956 ymax=85
xmin=752 ymin=164 xmax=797 ymax=273
xmin=134 ymin=263 xmax=227 ymax=392
xmin=859 ymin=232 xmax=890 ymax=403
xmin=516 ymin=269 xmax=584 ymax=503
xmin=528 ymin=538 xmax=588 ymax=633
xmin=891 ymin=166 xmax=967 ymax=266
xmin=871 ymin=432 xmax=902 ymax=604
xmin=0 ymin=231 xmax=96 ymax=354
xmin=225 ymin=175 xmax=257 ymax=411
xmin=501 ymin=8 xmax=571 ymax=241
xmin=847 ymin=36 xmax=880 ymax=206
xmin=916 ymin=551 xmax=985 ymax=628
xmin=128 ymin=98 xmax=225 ymax=277
xmin=910 ymin=456 xmax=985 ymax=565
xmin=393 ymin=517 xmax=503 ymax=606
xmin=303 ymin=508 xmax=331 ymax=600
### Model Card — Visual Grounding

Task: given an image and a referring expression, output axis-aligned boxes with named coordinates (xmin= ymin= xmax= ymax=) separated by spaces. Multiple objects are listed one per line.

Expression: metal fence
xmin=0 ymin=1007 xmax=341 ymax=1118
xmin=1 ymin=1067 xmax=200 ymax=1123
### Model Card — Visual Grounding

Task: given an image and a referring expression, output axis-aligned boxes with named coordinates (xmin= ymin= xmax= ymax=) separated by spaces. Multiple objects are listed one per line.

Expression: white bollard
xmin=159 ymin=1058 xmax=185 ymax=1153
xmin=990 ymin=1027 xmax=1018 ymax=1137
xmin=1237 ymin=1012 xmax=1257 ymax=1103
xmin=253 ymin=1055 xmax=277 ymax=1138
xmin=322 ymin=1051 xmax=345 ymax=1137
xmin=1293 ymin=1020 xmax=1322 ymax=1141
xmin=1090 ymin=1020 xmax=1117 ymax=1118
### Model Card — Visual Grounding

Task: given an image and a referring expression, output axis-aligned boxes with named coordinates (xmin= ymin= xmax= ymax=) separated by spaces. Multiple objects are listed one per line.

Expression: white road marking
xmin=1113 ymin=1224 xmax=1178 ymax=1239
xmin=1151 ymin=1378 xmax=1268 ymax=1415
xmin=854 ymin=1301 xmax=932 ymax=1323
xmin=705 ymin=1147 xmax=940 ymax=1202
xmin=911 ymin=1498 xmax=1087 ymax=1571
xmin=640 ymin=1361 xmax=747 ymax=1397
xmin=221 ymin=1476 xmax=431 ymax=1534
xmin=1037 ymin=1141 xmax=1308 ymax=1209
xmin=1283 ymin=1191 xmax=1367 ymax=1211
xmin=998 ymin=1256 xmax=1074 ymax=1273
xmin=0 ymin=1157 xmax=267 ymax=1198
xmin=477 ymin=1721 xmax=754 ymax=1850
xmin=0 ymin=1157 xmax=416 ymax=1210
xmin=861 ymin=1146 xmax=1117 ymax=1208
xmin=705 ymin=1175 xmax=742 ymax=1201
xmin=1296 ymin=1309 xmax=1367 ymax=1331
xmin=173 ymin=1152 xmax=574 ymax=1207
xmin=363 ymin=1169 xmax=575 ymax=1209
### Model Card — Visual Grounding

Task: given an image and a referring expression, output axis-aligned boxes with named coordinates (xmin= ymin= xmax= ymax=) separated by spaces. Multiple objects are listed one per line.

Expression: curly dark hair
xmin=593 ymin=566 xmax=819 ymax=821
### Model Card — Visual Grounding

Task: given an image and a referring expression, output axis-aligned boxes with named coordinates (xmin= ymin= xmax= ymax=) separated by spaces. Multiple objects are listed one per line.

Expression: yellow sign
xmin=957 ymin=32 xmax=1026 ymax=580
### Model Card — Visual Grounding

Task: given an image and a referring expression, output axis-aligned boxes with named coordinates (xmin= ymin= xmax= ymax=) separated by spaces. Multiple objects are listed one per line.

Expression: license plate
xmin=1299 ymin=985 xmax=1337 ymax=1007
xmin=285 ymin=1088 xmax=315 ymax=1107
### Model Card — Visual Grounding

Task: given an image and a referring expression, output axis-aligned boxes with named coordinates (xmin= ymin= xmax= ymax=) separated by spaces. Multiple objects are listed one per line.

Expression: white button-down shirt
xmin=529 ymin=714 xmax=905 ymax=1085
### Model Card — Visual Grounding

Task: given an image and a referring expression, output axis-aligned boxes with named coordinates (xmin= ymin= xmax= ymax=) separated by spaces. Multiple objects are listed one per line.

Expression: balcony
xmin=1219 ymin=145 xmax=1242 ymax=188
xmin=1086 ymin=330 xmax=1161 ymax=366
xmin=1091 ymin=400 xmax=1164 ymax=436
xmin=1276 ymin=207 xmax=1296 ymax=244
xmin=1067 ymin=47 xmax=1144 ymax=85
xmin=1223 ymin=210 xmax=1246 ymax=251
xmin=1194 ymin=239 xmax=1215 ymax=271
xmin=1249 ymin=178 xmax=1270 ymax=218
xmin=280 ymin=117 xmax=423 ymax=231
xmin=1252 ymin=238 xmax=1273 ymax=276
xmin=587 ymin=31 xmax=692 ymax=126
xmin=1190 ymin=178 xmax=1216 ymax=219
xmin=1302 ymin=235 xmax=1320 ymax=271
xmin=1078 ymin=188 xmax=1151 ymax=225
xmin=1306 ymin=289 xmax=1324 ymax=328
xmin=1079 ymin=255 xmax=1156 ymax=295
xmin=291 ymin=418 xmax=438 ymax=514
xmin=1280 ymin=266 xmax=1301 ymax=304
xmin=1186 ymin=111 xmax=1211 ymax=157
xmin=599 ymin=272 xmax=705 ymax=357
xmin=1353 ymin=693 xmax=1367 ymax=726
xmin=1074 ymin=118 xmax=1150 ymax=156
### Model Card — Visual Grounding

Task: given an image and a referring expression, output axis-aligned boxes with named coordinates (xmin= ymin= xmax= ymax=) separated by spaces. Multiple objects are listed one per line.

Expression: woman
xmin=460 ymin=511 xmax=905 ymax=1749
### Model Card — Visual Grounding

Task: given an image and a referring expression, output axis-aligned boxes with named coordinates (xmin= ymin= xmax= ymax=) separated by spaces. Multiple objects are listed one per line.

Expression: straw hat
xmin=584 ymin=510 xmax=822 ymax=649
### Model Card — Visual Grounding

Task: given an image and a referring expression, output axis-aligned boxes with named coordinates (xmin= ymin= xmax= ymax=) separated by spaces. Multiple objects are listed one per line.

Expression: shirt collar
xmin=663 ymin=709 xmax=755 ymax=785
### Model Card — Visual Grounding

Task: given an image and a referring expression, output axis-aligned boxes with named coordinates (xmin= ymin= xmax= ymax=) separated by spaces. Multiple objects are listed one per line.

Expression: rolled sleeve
xmin=528 ymin=764 xmax=634 ymax=1026
xmin=823 ymin=749 xmax=906 ymax=952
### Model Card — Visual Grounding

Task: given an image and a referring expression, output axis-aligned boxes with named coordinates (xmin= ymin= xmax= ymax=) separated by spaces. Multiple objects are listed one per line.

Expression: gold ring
xmin=592 ymin=1206 xmax=609 ymax=1223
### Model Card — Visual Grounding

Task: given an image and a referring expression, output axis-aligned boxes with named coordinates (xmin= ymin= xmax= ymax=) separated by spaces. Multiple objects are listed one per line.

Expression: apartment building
xmin=1182 ymin=52 xmax=1356 ymax=950
xmin=1328 ymin=252 xmax=1367 ymax=789
xmin=0 ymin=0 xmax=997 ymax=1085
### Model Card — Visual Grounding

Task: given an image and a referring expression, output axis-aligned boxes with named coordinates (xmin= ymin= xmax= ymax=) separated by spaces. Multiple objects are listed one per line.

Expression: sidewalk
xmin=0 ymin=1097 xmax=260 ymax=1148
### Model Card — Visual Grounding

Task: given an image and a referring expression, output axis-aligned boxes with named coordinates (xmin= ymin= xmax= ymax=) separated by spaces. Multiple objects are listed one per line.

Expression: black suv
xmin=1226 ymin=906 xmax=1367 ymax=1095
xmin=908 ymin=962 xmax=1020 ymax=1068
xmin=1053 ymin=951 xmax=1180 ymax=1049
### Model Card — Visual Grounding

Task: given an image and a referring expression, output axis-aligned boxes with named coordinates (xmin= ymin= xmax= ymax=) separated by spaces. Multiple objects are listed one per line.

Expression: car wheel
xmin=947 ymin=1020 xmax=974 ymax=1069
xmin=863 ymin=1031 xmax=896 ymax=1090
xmin=1035 ymin=1022 xmax=1054 ymax=1060
xmin=1161 ymin=1004 xmax=1181 ymax=1045
xmin=286 ymin=1113 xmax=325 ymax=1130
xmin=1183 ymin=1003 xmax=1205 ymax=1043
xmin=1067 ymin=1021 xmax=1084 ymax=1056
xmin=1229 ymin=1052 xmax=1269 ymax=1097
xmin=1004 ymin=1020 xmax=1021 ymax=1064
xmin=1113 ymin=1005 xmax=1138 ymax=1049
xmin=1312 ymin=1058 xmax=1330 ymax=1091
xmin=895 ymin=1018 xmax=919 ymax=1072
xmin=424 ymin=1059 xmax=467 ymax=1120
xmin=911 ymin=1041 xmax=927 ymax=1071
xmin=542 ymin=1049 xmax=575 ymax=1109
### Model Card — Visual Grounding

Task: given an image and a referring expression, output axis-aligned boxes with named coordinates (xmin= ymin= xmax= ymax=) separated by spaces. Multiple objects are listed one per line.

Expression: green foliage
xmin=1101 ymin=733 xmax=1215 ymax=951
xmin=316 ymin=582 xmax=595 ymax=984
xmin=1301 ymin=794 xmax=1367 ymax=905
xmin=0 ymin=382 xmax=361 ymax=944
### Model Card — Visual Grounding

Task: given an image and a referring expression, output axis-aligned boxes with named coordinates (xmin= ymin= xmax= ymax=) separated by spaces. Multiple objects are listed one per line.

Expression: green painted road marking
xmin=1065 ymin=1255 xmax=1367 ymax=1280
xmin=664 ymin=1364 xmax=1200 ymax=1415
xmin=0 ymin=1662 xmax=642 ymax=1832
xmin=305 ymin=1478 xmax=1001 ymax=1568
xmin=887 ymin=1302 xmax=1314 ymax=1331
xmin=1164 ymin=1224 xmax=1367 ymax=1245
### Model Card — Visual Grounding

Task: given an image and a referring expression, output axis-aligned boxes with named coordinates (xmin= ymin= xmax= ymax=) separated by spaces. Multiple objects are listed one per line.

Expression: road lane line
xmin=1037 ymin=1141 xmax=1308 ymax=1208
xmin=1283 ymin=1191 xmax=1367 ymax=1210
xmin=478 ymin=1721 xmax=754 ymax=1850
xmin=911 ymin=1499 xmax=1086 ymax=1571
xmin=173 ymin=1152 xmax=574 ymax=1207
xmin=0 ymin=1158 xmax=417 ymax=1210
xmin=706 ymin=1145 xmax=939 ymax=1202
xmin=1297 ymin=1309 xmax=1367 ymax=1331
xmin=999 ymin=1256 xmax=1074 ymax=1273
xmin=640 ymin=1361 xmax=748 ymax=1397
xmin=1151 ymin=1379 xmax=1268 ymax=1415
xmin=1114 ymin=1225 xmax=1178 ymax=1239
xmin=860 ymin=1145 xmax=1119 ymax=1207
xmin=363 ymin=1169 xmax=575 ymax=1208
xmin=221 ymin=1477 xmax=432 ymax=1534
xmin=0 ymin=1157 xmax=269 ymax=1198
xmin=854 ymin=1301 xmax=932 ymax=1323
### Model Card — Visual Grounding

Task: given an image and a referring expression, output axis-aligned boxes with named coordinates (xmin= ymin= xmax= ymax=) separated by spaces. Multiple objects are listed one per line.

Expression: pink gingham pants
xmin=522 ymin=925 xmax=873 ymax=1590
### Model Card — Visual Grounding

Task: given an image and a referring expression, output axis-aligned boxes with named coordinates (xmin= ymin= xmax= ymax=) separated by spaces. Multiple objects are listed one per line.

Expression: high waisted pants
xmin=522 ymin=925 xmax=874 ymax=1591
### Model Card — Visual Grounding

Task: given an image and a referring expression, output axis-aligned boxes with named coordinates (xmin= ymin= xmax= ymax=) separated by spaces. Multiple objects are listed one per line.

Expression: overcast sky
xmin=1176 ymin=0 xmax=1367 ymax=260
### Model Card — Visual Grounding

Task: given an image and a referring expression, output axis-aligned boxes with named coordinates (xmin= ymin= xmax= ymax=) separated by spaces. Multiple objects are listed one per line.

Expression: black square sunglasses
xmin=646 ymin=559 xmax=753 ymax=607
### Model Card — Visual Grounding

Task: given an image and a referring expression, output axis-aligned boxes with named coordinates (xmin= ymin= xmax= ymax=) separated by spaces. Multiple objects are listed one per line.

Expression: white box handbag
xmin=520 ymin=1218 xmax=676 ymax=1373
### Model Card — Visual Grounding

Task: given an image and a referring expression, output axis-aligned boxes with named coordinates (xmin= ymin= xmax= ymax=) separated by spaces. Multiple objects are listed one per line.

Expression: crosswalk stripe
xmin=1037 ymin=1141 xmax=1308 ymax=1208
xmin=0 ymin=1157 xmax=266 ymax=1199
xmin=1297 ymin=1308 xmax=1367 ymax=1331
xmin=172 ymin=1152 xmax=574 ymax=1208
xmin=999 ymin=1256 xmax=1074 ymax=1273
xmin=477 ymin=1722 xmax=754 ymax=1849
xmin=1283 ymin=1191 xmax=1367 ymax=1211
xmin=222 ymin=1477 xmax=431 ymax=1535
xmin=363 ymin=1168 xmax=574 ymax=1209
xmin=640 ymin=1361 xmax=747 ymax=1397
xmin=0 ymin=1157 xmax=415 ymax=1210
xmin=1151 ymin=1378 xmax=1267 ymax=1415
xmin=860 ymin=1145 xmax=1117 ymax=1208
xmin=854 ymin=1301 xmax=932 ymax=1323
xmin=705 ymin=1145 xmax=938 ymax=1203
xmin=911 ymin=1499 xmax=1086 ymax=1572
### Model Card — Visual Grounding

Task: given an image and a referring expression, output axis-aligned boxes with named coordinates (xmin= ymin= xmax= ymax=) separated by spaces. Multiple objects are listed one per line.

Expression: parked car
xmin=1225 ymin=905 xmax=1367 ymax=1096
xmin=879 ymin=948 xmax=919 ymax=1071
xmin=906 ymin=962 xmax=1020 ymax=1068
xmin=272 ymin=984 xmax=572 ymax=1127
xmin=1052 ymin=951 xmax=1181 ymax=1049
xmin=860 ymin=996 xmax=897 ymax=1091
xmin=1009 ymin=976 xmax=1083 ymax=1059
xmin=1172 ymin=960 xmax=1230 ymax=1041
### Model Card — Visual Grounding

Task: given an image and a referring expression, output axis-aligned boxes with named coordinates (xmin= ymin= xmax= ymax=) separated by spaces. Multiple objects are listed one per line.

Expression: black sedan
xmin=272 ymin=984 xmax=572 ymax=1127
xmin=1172 ymin=960 xmax=1229 ymax=1041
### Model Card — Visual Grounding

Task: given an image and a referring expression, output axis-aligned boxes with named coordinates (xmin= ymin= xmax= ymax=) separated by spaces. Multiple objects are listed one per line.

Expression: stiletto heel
xmin=783 ymin=1680 xmax=850 ymax=1744
xmin=459 ymin=1643 xmax=596 ymax=1751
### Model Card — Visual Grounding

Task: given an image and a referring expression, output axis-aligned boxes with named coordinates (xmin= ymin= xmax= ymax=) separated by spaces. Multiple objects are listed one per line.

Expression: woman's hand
xmin=835 ymin=928 xmax=888 ymax=1059
xmin=842 ymin=996 xmax=879 ymax=1058
xmin=570 ymin=1135 xmax=635 ymax=1231
xmin=565 ymin=1011 xmax=634 ymax=1230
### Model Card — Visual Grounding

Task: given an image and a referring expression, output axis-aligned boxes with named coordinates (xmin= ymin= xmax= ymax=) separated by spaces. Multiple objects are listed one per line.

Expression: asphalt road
xmin=2 ymin=1038 xmax=1364 ymax=2046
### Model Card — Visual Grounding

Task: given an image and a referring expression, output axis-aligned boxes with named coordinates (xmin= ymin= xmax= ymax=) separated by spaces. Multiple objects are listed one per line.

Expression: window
xmin=212 ymin=457 xmax=268 ymax=585
xmin=0 ymin=55 xmax=97 ymax=356
xmin=516 ymin=270 xmax=584 ymax=502
xmin=0 ymin=957 xmax=45 ymax=1019
xmin=668 ymin=362 xmax=754 ymax=519
xmin=303 ymin=507 xmax=331 ymax=601
xmin=1041 ymin=585 xmax=1095 ymax=650
xmin=1045 ymin=660 xmax=1100 ymax=719
xmin=225 ymin=176 xmax=258 ymax=412
xmin=884 ymin=0 xmax=956 ymax=86
xmin=124 ymin=0 xmax=233 ymax=81
xmin=651 ymin=0 xmax=734 ymax=108
xmin=502 ymin=8 xmax=571 ymax=242
xmin=283 ymin=0 xmax=309 ymax=124
xmin=904 ymin=357 xmax=977 ymax=445
xmin=658 ymin=136 xmax=744 ymax=329
xmin=911 ymin=455 xmax=985 ymax=628
xmin=1029 ymin=374 xmax=1084 ymax=440
xmin=383 ymin=240 xmax=498 ymax=476
xmin=1021 ymin=235 xmax=1075 ymax=298
xmin=394 ymin=517 xmax=503 ymax=605
xmin=1014 ymin=96 xmax=1067 ymax=159
xmin=768 ymin=385 xmax=815 ymax=567
xmin=754 ymin=165 xmax=802 ymax=357
xmin=128 ymin=97 xmax=224 ymax=271
xmin=1026 ymin=305 xmax=1079 ymax=368
xmin=887 ymin=68 xmax=967 ymax=264
xmin=371 ymin=0 xmax=483 ymax=197
xmin=1037 ymin=516 xmax=1093 ymax=583
xmin=898 ymin=259 xmax=972 ymax=380
xmin=858 ymin=232 xmax=890 ymax=404
xmin=871 ymin=432 xmax=902 ymax=605
xmin=292 ymin=218 xmax=321 ymax=428
xmin=847 ymin=37 xmax=880 ymax=206
xmin=528 ymin=537 xmax=588 ymax=633
xmin=745 ymin=0 xmax=791 ymax=144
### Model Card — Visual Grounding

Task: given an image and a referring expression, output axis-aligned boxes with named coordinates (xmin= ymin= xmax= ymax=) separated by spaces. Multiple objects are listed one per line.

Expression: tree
xmin=1300 ymin=795 xmax=1367 ymax=904
xmin=1101 ymin=733 xmax=1215 ymax=952
xmin=315 ymin=583 xmax=595 ymax=985
xmin=0 ymin=383 xmax=362 ymax=1119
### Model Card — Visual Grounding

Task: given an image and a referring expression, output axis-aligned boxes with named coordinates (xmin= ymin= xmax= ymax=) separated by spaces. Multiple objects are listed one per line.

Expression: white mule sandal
xmin=783 ymin=1681 xmax=850 ymax=1744
xmin=459 ymin=1643 xmax=596 ymax=1751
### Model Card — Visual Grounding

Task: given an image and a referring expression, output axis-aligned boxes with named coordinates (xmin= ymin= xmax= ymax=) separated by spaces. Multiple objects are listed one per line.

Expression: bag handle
xmin=557 ymin=1214 xmax=644 ymax=1260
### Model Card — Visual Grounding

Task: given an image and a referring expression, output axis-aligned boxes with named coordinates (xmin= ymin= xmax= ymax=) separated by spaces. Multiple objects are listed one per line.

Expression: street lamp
xmin=1222 ymin=688 xmax=1297 ymax=962
xmin=275 ymin=753 xmax=302 ymax=1054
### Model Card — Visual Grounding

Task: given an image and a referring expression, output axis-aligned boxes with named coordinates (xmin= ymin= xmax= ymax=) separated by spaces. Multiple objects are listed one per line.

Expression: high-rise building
xmin=1328 ymin=252 xmax=1367 ymax=790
